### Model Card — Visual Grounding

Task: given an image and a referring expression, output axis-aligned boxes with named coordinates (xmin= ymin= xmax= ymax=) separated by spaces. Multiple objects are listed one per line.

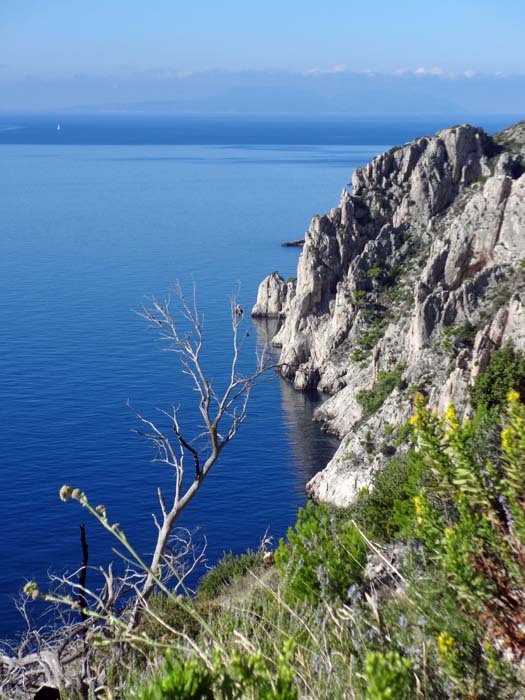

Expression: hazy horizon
xmin=2 ymin=1 xmax=525 ymax=113
xmin=2 ymin=70 xmax=525 ymax=115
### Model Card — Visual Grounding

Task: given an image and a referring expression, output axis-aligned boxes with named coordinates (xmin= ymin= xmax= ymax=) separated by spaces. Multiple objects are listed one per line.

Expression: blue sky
xmin=1 ymin=1 xmax=525 ymax=111
xmin=2 ymin=0 xmax=525 ymax=77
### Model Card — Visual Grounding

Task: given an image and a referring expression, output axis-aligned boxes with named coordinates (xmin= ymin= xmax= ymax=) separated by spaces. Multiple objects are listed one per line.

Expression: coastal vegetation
xmin=356 ymin=365 xmax=407 ymax=417
xmin=132 ymin=384 xmax=525 ymax=700
xmin=10 ymin=353 xmax=525 ymax=698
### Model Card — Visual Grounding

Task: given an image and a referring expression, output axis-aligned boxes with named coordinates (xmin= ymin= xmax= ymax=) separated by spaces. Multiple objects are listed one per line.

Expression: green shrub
xmin=470 ymin=342 xmax=525 ymax=411
xmin=140 ymin=655 xmax=215 ymax=700
xmin=411 ymin=394 xmax=525 ymax=659
xmin=197 ymin=549 xmax=263 ymax=601
xmin=351 ymin=319 xmax=389 ymax=363
xmin=350 ymin=289 xmax=368 ymax=306
xmin=140 ymin=592 xmax=203 ymax=640
xmin=443 ymin=321 xmax=477 ymax=355
xmin=139 ymin=642 xmax=298 ymax=700
xmin=393 ymin=421 xmax=413 ymax=447
xmin=367 ymin=266 xmax=383 ymax=279
xmin=351 ymin=346 xmax=370 ymax=363
xmin=356 ymin=365 xmax=406 ymax=417
xmin=364 ymin=651 xmax=414 ymax=700
xmin=275 ymin=502 xmax=367 ymax=605
xmin=287 ymin=276 xmax=297 ymax=284
xmin=354 ymin=453 xmax=424 ymax=542
xmin=452 ymin=321 xmax=477 ymax=348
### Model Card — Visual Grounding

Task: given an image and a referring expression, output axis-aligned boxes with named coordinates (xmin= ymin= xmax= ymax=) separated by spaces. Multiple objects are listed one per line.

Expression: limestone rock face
xmin=251 ymin=272 xmax=295 ymax=318
xmin=255 ymin=121 xmax=525 ymax=507
xmin=352 ymin=125 xmax=494 ymax=228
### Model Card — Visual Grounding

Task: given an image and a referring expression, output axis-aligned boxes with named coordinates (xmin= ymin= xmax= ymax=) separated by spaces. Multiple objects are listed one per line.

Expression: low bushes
xmin=140 ymin=642 xmax=298 ymax=700
xmin=364 ymin=652 xmax=414 ymax=700
xmin=412 ymin=393 xmax=525 ymax=661
xmin=356 ymin=365 xmax=406 ymax=417
xmin=470 ymin=342 xmax=525 ymax=411
xmin=353 ymin=453 xmax=423 ymax=542
xmin=197 ymin=549 xmax=264 ymax=601
xmin=136 ymin=390 xmax=525 ymax=699
xmin=133 ymin=390 xmax=525 ymax=698
xmin=275 ymin=501 xmax=367 ymax=605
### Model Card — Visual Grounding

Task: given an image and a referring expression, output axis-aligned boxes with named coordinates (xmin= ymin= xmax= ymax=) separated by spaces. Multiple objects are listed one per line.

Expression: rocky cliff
xmin=253 ymin=121 xmax=525 ymax=506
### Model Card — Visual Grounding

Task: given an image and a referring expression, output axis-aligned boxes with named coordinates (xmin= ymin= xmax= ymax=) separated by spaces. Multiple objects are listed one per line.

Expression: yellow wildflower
xmin=444 ymin=527 xmax=454 ymax=538
xmin=443 ymin=403 xmax=460 ymax=438
xmin=409 ymin=413 xmax=419 ymax=427
xmin=444 ymin=403 xmax=456 ymax=422
xmin=413 ymin=392 xmax=426 ymax=408
xmin=508 ymin=389 xmax=520 ymax=403
xmin=501 ymin=426 xmax=515 ymax=453
xmin=437 ymin=631 xmax=455 ymax=658
xmin=414 ymin=496 xmax=425 ymax=526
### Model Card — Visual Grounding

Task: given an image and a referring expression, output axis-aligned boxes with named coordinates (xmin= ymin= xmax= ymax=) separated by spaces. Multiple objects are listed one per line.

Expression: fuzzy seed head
xmin=59 ymin=485 xmax=73 ymax=502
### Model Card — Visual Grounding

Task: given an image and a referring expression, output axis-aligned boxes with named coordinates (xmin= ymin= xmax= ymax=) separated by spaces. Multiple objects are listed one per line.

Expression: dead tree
xmin=128 ymin=283 xmax=270 ymax=627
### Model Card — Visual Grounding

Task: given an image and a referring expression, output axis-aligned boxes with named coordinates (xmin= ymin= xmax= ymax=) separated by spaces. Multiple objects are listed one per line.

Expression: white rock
xmin=255 ymin=122 xmax=525 ymax=507
xmin=251 ymin=272 xmax=295 ymax=318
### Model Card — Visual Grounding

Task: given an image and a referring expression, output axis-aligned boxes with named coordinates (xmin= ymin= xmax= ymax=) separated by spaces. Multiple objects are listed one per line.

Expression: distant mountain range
xmin=2 ymin=70 xmax=525 ymax=114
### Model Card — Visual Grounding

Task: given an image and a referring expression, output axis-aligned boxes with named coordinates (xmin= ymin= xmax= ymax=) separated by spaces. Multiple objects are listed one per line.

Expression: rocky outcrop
xmin=254 ymin=121 xmax=525 ymax=506
xmin=281 ymin=239 xmax=304 ymax=247
xmin=251 ymin=272 xmax=296 ymax=318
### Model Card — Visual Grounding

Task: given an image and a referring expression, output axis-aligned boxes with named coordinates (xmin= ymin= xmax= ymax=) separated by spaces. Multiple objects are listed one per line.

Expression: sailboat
xmin=57 ymin=123 xmax=61 ymax=131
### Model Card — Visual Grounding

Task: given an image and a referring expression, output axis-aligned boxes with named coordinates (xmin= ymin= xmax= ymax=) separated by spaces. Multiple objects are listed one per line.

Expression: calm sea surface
xmin=0 ymin=114 xmax=513 ymax=637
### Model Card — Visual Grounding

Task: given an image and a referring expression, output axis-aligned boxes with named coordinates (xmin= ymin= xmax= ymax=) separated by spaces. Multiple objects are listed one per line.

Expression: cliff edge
xmin=253 ymin=121 xmax=525 ymax=506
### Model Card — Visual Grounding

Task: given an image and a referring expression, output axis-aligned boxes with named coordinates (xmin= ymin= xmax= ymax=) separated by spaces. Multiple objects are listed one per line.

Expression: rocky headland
xmin=253 ymin=120 xmax=525 ymax=506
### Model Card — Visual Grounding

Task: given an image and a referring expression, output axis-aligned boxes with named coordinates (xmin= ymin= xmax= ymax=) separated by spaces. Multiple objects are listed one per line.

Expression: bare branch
xmin=126 ymin=284 xmax=274 ymax=627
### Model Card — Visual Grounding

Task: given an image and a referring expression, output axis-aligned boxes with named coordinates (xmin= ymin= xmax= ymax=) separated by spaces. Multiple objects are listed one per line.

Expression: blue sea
xmin=0 ymin=113 xmax=515 ymax=638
